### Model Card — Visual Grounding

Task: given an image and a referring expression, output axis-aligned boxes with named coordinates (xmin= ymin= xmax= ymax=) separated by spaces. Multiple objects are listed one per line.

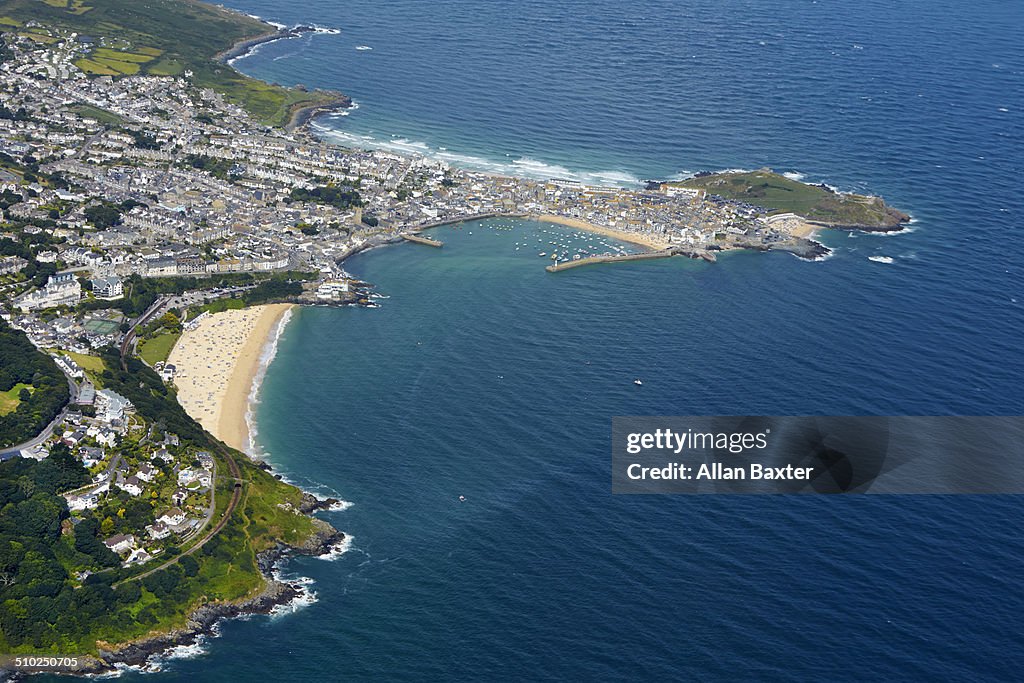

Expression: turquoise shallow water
xmin=114 ymin=0 xmax=1024 ymax=678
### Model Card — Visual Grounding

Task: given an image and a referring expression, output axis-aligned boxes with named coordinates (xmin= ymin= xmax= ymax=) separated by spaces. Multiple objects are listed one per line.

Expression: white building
xmin=147 ymin=521 xmax=171 ymax=540
xmin=64 ymin=491 xmax=100 ymax=511
xmin=95 ymin=388 xmax=133 ymax=424
xmin=55 ymin=355 xmax=84 ymax=379
xmin=122 ymin=476 xmax=144 ymax=496
xmin=157 ymin=508 xmax=186 ymax=527
xmin=136 ymin=463 xmax=157 ymax=482
xmin=13 ymin=273 xmax=82 ymax=311
xmin=90 ymin=275 xmax=124 ymax=300
xmin=316 ymin=280 xmax=349 ymax=300
xmin=104 ymin=534 xmax=136 ymax=554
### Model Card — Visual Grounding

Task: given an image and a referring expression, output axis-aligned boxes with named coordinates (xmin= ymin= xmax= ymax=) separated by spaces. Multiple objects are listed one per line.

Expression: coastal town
xmin=0 ymin=20 xmax=827 ymax=292
xmin=0 ymin=1 xmax=920 ymax=673
xmin=0 ymin=13 xmax=885 ymax=570
xmin=0 ymin=20 xmax=849 ymax=569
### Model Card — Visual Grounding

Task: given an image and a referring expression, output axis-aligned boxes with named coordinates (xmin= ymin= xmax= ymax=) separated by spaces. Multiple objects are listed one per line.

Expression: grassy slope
xmin=675 ymin=170 xmax=909 ymax=228
xmin=2 ymin=0 xmax=338 ymax=126
xmin=0 ymin=382 xmax=32 ymax=415
xmin=138 ymin=330 xmax=180 ymax=366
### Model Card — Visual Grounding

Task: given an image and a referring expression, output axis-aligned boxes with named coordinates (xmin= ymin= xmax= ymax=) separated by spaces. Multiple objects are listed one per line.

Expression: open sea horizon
xmin=110 ymin=0 xmax=1024 ymax=679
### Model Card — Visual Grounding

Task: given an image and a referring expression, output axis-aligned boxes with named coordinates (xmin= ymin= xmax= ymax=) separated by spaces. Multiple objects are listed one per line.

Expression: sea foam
xmin=244 ymin=307 xmax=294 ymax=457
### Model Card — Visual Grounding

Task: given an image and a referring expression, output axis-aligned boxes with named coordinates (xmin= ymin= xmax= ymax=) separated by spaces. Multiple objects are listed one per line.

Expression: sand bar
xmin=167 ymin=304 xmax=293 ymax=451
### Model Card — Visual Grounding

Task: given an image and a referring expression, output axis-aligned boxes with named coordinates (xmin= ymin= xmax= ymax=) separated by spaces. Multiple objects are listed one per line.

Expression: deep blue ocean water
xmin=130 ymin=0 xmax=1023 ymax=679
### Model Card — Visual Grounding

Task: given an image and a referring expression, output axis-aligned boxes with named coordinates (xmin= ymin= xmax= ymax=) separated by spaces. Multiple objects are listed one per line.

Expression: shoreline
xmin=214 ymin=24 xmax=312 ymax=65
xmin=533 ymin=214 xmax=671 ymax=250
xmin=42 ymin=520 xmax=346 ymax=678
xmin=213 ymin=23 xmax=352 ymax=131
xmin=167 ymin=304 xmax=294 ymax=451
xmin=46 ymin=305 xmax=344 ymax=679
xmin=242 ymin=306 xmax=295 ymax=456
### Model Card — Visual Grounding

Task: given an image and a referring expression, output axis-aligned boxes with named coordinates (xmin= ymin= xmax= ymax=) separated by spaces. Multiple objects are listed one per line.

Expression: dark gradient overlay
xmin=613 ymin=417 xmax=1024 ymax=493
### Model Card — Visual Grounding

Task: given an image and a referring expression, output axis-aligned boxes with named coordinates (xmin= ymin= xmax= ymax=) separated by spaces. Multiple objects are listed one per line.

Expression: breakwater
xmin=545 ymin=248 xmax=715 ymax=272
xmin=401 ymin=233 xmax=444 ymax=247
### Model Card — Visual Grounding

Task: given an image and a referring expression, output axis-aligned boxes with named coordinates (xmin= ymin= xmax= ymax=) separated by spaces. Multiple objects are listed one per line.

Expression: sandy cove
xmin=167 ymin=304 xmax=293 ymax=452
xmin=534 ymin=214 xmax=672 ymax=250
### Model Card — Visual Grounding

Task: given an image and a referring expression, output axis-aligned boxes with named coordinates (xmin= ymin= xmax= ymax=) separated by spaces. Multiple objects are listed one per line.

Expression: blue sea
xmin=136 ymin=0 xmax=1023 ymax=679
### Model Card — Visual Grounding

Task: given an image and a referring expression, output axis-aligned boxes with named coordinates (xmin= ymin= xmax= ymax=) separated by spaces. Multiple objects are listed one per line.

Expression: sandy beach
xmin=535 ymin=214 xmax=672 ymax=250
xmin=167 ymin=304 xmax=293 ymax=451
xmin=789 ymin=220 xmax=819 ymax=238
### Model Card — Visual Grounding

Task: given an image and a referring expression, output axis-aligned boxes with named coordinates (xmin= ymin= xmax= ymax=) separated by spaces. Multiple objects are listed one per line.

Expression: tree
xmin=83 ymin=203 xmax=123 ymax=230
xmin=179 ymin=554 xmax=199 ymax=577
xmin=158 ymin=312 xmax=182 ymax=333
xmin=73 ymin=518 xmax=119 ymax=568
xmin=100 ymin=517 xmax=115 ymax=536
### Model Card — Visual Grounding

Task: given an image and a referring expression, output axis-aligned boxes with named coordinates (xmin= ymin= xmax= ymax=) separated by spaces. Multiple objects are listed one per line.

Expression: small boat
xmin=459 ymin=495 xmax=466 ymax=502
xmin=633 ymin=379 xmax=643 ymax=386
xmin=538 ymin=252 xmax=546 ymax=257
xmin=355 ymin=45 xmax=373 ymax=51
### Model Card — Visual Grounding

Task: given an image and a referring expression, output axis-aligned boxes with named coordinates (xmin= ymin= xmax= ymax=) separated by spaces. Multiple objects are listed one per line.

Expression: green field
xmin=0 ymin=383 xmax=33 ymax=416
xmin=73 ymin=104 xmax=124 ymax=125
xmin=198 ymin=297 xmax=245 ymax=314
xmin=138 ymin=331 xmax=180 ymax=367
xmin=674 ymin=170 xmax=909 ymax=228
xmin=94 ymin=47 xmax=159 ymax=63
xmin=63 ymin=351 xmax=105 ymax=374
xmin=3 ymin=0 xmax=342 ymax=126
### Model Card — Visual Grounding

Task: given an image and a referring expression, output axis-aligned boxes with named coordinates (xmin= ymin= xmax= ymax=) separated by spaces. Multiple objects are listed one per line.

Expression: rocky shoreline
xmin=285 ymin=95 xmax=352 ymax=132
xmin=805 ymin=219 xmax=910 ymax=233
xmin=213 ymin=24 xmax=352 ymax=132
xmin=214 ymin=24 xmax=316 ymax=64
xmin=7 ymin=504 xmax=345 ymax=679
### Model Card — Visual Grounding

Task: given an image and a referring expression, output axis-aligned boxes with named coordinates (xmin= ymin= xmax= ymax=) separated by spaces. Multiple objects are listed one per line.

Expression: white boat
xmin=633 ymin=379 xmax=643 ymax=386
xmin=868 ymin=255 xmax=894 ymax=264
xmin=355 ymin=45 xmax=373 ymax=51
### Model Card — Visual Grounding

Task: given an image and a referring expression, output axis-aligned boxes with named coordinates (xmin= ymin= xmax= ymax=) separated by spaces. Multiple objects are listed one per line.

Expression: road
xmin=0 ymin=368 xmax=80 ymax=461
xmin=4 ymin=287 xmax=251 ymax=583
xmin=119 ymin=294 xmax=172 ymax=368
xmin=117 ymin=444 xmax=242 ymax=585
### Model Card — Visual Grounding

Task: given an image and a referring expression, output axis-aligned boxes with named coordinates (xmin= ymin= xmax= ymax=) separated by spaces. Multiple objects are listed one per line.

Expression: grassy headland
xmin=673 ymin=169 xmax=909 ymax=230
xmin=0 ymin=0 xmax=344 ymax=126
xmin=0 ymin=339 xmax=339 ymax=664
